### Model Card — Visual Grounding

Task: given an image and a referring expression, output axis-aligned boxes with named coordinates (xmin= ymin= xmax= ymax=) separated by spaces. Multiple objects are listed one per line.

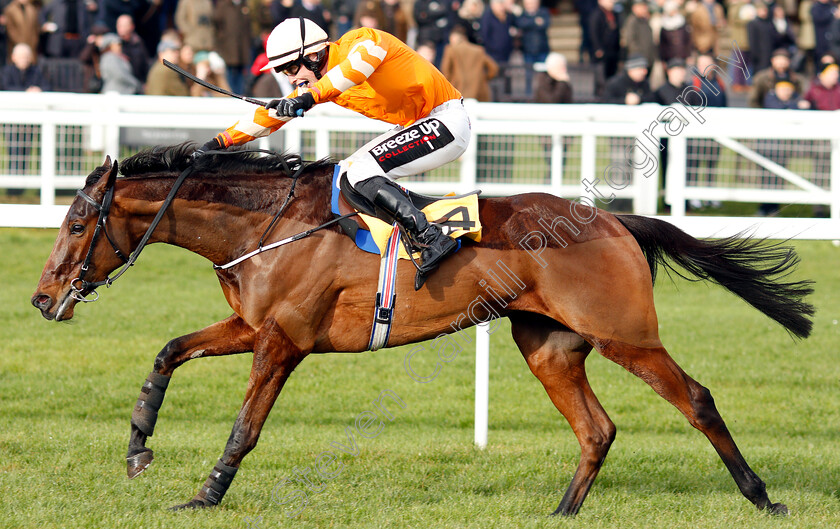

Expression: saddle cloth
xmin=330 ymin=166 xmax=482 ymax=257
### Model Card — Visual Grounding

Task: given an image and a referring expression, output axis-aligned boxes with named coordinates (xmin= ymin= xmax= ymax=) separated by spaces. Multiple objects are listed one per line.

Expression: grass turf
xmin=1 ymin=228 xmax=839 ymax=529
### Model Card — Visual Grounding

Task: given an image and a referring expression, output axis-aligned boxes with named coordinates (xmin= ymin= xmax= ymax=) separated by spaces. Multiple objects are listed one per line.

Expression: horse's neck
xmin=115 ymin=173 xmax=331 ymax=265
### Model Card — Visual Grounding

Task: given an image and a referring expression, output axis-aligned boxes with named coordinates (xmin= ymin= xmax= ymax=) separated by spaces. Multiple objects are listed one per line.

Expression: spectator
xmin=747 ymin=1 xmax=775 ymax=74
xmin=441 ymin=24 xmax=498 ymax=101
xmin=480 ymin=0 xmax=515 ymax=65
xmin=796 ymin=0 xmax=816 ymax=73
xmin=515 ymin=0 xmax=550 ymax=64
xmin=603 ymin=54 xmax=654 ymax=104
xmin=2 ymin=0 xmax=40 ymax=62
xmin=690 ymin=53 xmax=727 ymax=106
xmin=380 ymin=0 xmax=409 ymax=43
xmin=805 ymin=61 xmax=840 ymax=109
xmin=686 ymin=53 xmax=726 ymax=204
xmin=727 ymin=0 xmax=754 ymax=90
xmin=99 ymin=32 xmax=141 ymax=93
xmin=332 ymin=0 xmax=359 ymax=36
xmin=1 ymin=42 xmax=50 ymax=90
xmin=653 ymin=57 xmax=688 ymax=104
xmin=763 ymin=79 xmax=808 ymax=109
xmin=248 ymin=0 xmax=275 ymax=50
xmin=287 ymin=0 xmax=330 ymax=35
xmin=771 ymin=5 xmax=797 ymax=55
xmin=0 ymin=42 xmax=48 ymax=179
xmin=40 ymin=0 xmax=98 ymax=58
xmin=213 ymin=0 xmax=250 ymax=96
xmin=175 ymin=0 xmax=215 ymax=52
xmin=79 ymin=22 xmax=109 ymax=92
xmin=189 ymin=50 xmax=230 ymax=97
xmin=416 ymin=40 xmax=437 ymax=63
xmin=355 ymin=0 xmax=384 ymax=29
xmin=532 ymin=52 xmax=573 ymax=103
xmin=575 ymin=0 xmax=597 ymax=62
xmin=414 ymin=0 xmax=454 ymax=67
xmin=748 ymin=48 xmax=803 ymax=108
xmin=457 ymin=0 xmax=485 ymax=45
xmin=622 ymin=0 xmax=656 ymax=76
xmin=145 ymin=39 xmax=189 ymax=95
xmin=687 ymin=0 xmax=725 ymax=55
xmin=658 ymin=0 xmax=691 ymax=67
xmin=116 ymin=15 xmax=150 ymax=84
xmin=811 ymin=0 xmax=835 ymax=61
xmin=590 ymin=0 xmax=620 ymax=96
xmin=98 ymin=0 xmax=143 ymax=32
xmin=828 ymin=6 xmax=840 ymax=62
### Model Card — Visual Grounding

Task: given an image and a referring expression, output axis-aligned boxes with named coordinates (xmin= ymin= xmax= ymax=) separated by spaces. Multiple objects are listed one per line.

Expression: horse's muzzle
xmin=31 ymin=292 xmax=56 ymax=320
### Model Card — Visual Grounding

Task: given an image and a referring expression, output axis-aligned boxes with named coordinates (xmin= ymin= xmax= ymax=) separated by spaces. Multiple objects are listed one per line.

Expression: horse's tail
xmin=616 ymin=214 xmax=815 ymax=339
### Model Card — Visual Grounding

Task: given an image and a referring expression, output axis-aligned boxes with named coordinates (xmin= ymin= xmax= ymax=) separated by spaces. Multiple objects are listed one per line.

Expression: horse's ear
xmin=91 ymin=156 xmax=119 ymax=197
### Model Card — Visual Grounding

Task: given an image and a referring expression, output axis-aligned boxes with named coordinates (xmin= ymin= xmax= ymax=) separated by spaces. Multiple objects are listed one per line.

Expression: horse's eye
xmin=70 ymin=223 xmax=85 ymax=235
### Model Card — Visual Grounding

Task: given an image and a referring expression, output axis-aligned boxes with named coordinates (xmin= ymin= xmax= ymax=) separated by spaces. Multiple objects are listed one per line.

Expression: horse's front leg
xmin=171 ymin=319 xmax=307 ymax=509
xmin=127 ymin=314 xmax=256 ymax=478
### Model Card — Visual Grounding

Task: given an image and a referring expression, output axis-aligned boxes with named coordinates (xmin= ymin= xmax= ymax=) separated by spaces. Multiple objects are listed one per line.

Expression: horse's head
xmin=31 ymin=156 xmax=128 ymax=321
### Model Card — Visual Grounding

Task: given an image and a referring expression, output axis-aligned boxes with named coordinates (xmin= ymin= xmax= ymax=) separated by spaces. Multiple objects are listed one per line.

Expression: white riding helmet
xmin=261 ymin=17 xmax=329 ymax=72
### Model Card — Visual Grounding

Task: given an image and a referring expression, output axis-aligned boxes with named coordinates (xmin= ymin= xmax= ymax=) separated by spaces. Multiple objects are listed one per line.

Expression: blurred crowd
xmin=1 ymin=0 xmax=840 ymax=109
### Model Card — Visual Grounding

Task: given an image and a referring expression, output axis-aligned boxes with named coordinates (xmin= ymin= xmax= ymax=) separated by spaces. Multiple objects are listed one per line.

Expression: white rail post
xmin=475 ymin=322 xmax=490 ymax=449
xmin=40 ymin=120 xmax=57 ymax=206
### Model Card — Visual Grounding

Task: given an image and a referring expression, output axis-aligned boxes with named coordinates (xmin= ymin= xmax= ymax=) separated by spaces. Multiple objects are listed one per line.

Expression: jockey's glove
xmin=190 ymin=137 xmax=222 ymax=164
xmin=266 ymin=92 xmax=315 ymax=118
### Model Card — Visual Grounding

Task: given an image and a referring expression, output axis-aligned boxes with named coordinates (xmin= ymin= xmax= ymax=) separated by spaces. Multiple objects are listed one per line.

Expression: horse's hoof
xmin=169 ymin=498 xmax=212 ymax=511
xmin=126 ymin=449 xmax=154 ymax=479
xmin=768 ymin=502 xmax=789 ymax=516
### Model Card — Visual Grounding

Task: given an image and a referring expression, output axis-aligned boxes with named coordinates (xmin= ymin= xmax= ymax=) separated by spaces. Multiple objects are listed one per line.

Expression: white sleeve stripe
xmin=327 ymin=66 xmax=356 ymax=92
xmin=348 ymin=51 xmax=375 ymax=78
xmin=349 ymin=40 xmax=387 ymax=61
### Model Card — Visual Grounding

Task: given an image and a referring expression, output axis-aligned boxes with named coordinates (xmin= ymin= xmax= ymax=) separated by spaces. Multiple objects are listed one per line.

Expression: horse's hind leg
xmin=510 ymin=313 xmax=616 ymax=517
xmin=598 ymin=340 xmax=787 ymax=515
xmin=127 ymin=314 xmax=255 ymax=479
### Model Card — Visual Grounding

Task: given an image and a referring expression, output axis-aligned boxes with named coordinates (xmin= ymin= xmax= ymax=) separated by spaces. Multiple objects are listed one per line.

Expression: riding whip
xmin=163 ymin=59 xmax=268 ymax=107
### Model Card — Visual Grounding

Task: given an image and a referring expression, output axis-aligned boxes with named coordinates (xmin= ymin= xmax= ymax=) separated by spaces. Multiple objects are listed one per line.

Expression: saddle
xmin=329 ymin=167 xmax=482 ymax=258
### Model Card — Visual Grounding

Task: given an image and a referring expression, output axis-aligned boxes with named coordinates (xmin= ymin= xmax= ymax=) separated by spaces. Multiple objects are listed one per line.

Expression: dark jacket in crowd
xmin=515 ymin=6 xmax=551 ymax=59
xmin=812 ymin=0 xmax=836 ymax=59
xmin=659 ymin=25 xmax=691 ymax=63
xmin=0 ymin=63 xmax=52 ymax=91
xmin=653 ymin=81 xmax=688 ymax=105
xmin=589 ymin=6 xmax=620 ymax=61
xmin=532 ymin=73 xmax=573 ymax=103
xmin=748 ymin=14 xmax=775 ymax=72
xmin=689 ymin=74 xmax=727 ymax=107
xmin=603 ymin=72 xmax=653 ymax=104
xmin=763 ymin=90 xmax=802 ymax=109
xmin=214 ymin=0 xmax=251 ymax=68
xmin=40 ymin=0 xmax=96 ymax=57
xmin=413 ymin=0 xmax=453 ymax=46
xmin=480 ymin=9 xmax=515 ymax=63
xmin=121 ymin=33 xmax=150 ymax=83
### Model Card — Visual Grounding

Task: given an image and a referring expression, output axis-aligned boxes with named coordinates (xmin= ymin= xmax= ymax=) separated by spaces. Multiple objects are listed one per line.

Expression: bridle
xmin=69 ymin=158 xmax=198 ymax=303
xmin=70 ymin=167 xmax=129 ymax=302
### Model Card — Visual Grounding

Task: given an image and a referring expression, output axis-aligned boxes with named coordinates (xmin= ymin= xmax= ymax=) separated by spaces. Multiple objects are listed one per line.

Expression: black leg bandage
xmin=131 ymin=371 xmax=170 ymax=437
xmin=196 ymin=459 xmax=239 ymax=505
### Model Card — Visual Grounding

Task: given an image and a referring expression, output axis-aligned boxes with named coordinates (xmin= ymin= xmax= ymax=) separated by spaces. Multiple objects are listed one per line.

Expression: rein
xmin=70 ymin=149 xmax=321 ymax=302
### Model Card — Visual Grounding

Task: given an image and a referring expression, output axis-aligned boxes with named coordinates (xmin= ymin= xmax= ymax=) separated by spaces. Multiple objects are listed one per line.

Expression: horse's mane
xmin=84 ymin=143 xmax=334 ymax=186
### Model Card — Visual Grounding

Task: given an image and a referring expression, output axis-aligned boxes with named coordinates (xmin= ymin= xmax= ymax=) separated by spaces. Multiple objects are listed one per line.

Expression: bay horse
xmin=31 ymin=144 xmax=814 ymax=516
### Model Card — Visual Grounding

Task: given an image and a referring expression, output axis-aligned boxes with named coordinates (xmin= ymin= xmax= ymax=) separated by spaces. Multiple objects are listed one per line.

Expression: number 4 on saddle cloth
xmin=329 ymin=166 xmax=483 ymax=351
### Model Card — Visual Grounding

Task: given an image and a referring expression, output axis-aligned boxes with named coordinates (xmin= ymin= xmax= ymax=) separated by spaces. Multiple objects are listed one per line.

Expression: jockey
xmin=194 ymin=17 xmax=471 ymax=289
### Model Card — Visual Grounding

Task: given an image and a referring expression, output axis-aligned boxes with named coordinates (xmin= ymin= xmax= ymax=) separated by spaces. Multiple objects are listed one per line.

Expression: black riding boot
xmin=354 ymin=176 xmax=458 ymax=290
